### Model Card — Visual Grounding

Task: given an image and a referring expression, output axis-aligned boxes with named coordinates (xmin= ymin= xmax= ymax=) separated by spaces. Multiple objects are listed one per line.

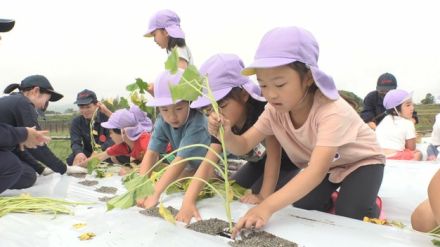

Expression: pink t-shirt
xmin=253 ymin=90 xmax=385 ymax=183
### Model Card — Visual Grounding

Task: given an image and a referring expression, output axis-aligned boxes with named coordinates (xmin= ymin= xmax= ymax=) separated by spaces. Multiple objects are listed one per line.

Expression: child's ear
xmin=305 ymin=71 xmax=314 ymax=87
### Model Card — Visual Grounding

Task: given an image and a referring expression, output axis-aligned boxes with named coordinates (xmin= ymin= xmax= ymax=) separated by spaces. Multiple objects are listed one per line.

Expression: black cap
xmin=376 ymin=73 xmax=397 ymax=91
xmin=3 ymin=75 xmax=64 ymax=102
xmin=0 ymin=19 xmax=15 ymax=32
xmin=74 ymin=89 xmax=97 ymax=105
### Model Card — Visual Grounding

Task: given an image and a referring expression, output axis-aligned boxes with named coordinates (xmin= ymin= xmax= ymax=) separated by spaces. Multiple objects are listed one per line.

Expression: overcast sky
xmin=1 ymin=0 xmax=440 ymax=111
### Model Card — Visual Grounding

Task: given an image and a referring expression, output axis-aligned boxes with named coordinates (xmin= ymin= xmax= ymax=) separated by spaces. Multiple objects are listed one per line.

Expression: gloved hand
xmin=66 ymin=165 xmax=88 ymax=174
xmin=41 ymin=167 xmax=54 ymax=176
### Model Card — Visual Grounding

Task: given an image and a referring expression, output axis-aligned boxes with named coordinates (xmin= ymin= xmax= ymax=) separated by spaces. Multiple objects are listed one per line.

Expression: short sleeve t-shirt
xmin=167 ymin=46 xmax=194 ymax=65
xmin=253 ymin=90 xmax=385 ymax=183
xmin=376 ymin=115 xmax=416 ymax=151
xmin=148 ymin=109 xmax=210 ymax=169
xmin=106 ymin=132 xmax=151 ymax=161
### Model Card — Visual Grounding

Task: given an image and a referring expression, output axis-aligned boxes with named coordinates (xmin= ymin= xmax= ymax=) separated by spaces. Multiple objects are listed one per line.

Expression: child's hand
xmin=176 ymin=202 xmax=202 ymax=224
xmin=207 ymin=112 xmax=232 ymax=139
xmin=136 ymin=198 xmax=145 ymax=207
xmin=141 ymin=195 xmax=159 ymax=209
xmin=231 ymin=204 xmax=273 ymax=239
xmin=240 ymin=193 xmax=264 ymax=205
xmin=118 ymin=166 xmax=131 ymax=176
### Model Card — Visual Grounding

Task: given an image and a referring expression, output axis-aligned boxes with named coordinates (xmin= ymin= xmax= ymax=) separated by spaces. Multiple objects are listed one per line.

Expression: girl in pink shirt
xmin=207 ymin=26 xmax=386 ymax=237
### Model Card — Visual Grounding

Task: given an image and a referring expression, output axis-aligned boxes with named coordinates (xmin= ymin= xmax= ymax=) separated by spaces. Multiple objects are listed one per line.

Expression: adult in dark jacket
xmin=1 ymin=19 xmax=53 ymax=192
xmin=0 ymin=75 xmax=67 ymax=174
xmin=66 ymin=89 xmax=116 ymax=165
xmin=361 ymin=72 xmax=418 ymax=130
xmin=0 ymin=123 xmax=51 ymax=193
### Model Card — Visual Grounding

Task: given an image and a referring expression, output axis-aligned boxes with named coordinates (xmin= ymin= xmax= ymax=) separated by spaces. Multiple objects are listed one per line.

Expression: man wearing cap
xmin=0 ymin=75 xmax=68 ymax=175
xmin=361 ymin=72 xmax=418 ymax=129
xmin=66 ymin=89 xmax=116 ymax=166
xmin=0 ymin=19 xmax=53 ymax=193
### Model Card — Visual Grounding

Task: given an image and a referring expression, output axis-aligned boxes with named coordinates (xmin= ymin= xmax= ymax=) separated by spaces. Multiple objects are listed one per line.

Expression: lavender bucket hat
xmin=146 ymin=70 xmax=184 ymax=107
xmin=101 ymin=105 xmax=153 ymax=141
xmin=190 ymin=53 xmax=265 ymax=108
xmin=383 ymin=89 xmax=413 ymax=110
xmin=241 ymin=26 xmax=339 ymax=100
xmin=144 ymin=9 xmax=185 ymax=39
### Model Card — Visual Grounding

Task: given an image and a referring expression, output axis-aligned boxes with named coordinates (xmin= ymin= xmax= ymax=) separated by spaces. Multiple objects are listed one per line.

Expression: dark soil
xmin=186 ymin=218 xmax=230 ymax=236
xmin=139 ymin=206 xmax=178 ymax=218
xmin=98 ymin=196 xmax=115 ymax=202
xmin=185 ymin=218 xmax=298 ymax=247
xmin=95 ymin=186 xmax=118 ymax=194
xmin=230 ymin=230 xmax=298 ymax=247
xmin=78 ymin=180 xmax=99 ymax=186
xmin=69 ymin=173 xmax=87 ymax=179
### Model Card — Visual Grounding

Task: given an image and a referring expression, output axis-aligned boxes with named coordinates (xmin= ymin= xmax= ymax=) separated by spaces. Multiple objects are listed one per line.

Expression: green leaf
xmin=182 ymin=64 xmax=202 ymax=83
xmin=134 ymin=179 xmax=154 ymax=200
xmin=135 ymin=78 xmax=149 ymax=94
xmin=87 ymin=157 xmax=100 ymax=174
xmin=118 ymin=97 xmax=129 ymax=109
xmin=164 ymin=48 xmax=179 ymax=74
xmin=126 ymin=82 xmax=138 ymax=92
xmin=169 ymin=80 xmax=202 ymax=102
xmin=159 ymin=203 xmax=176 ymax=224
xmin=106 ymin=191 xmax=135 ymax=210
xmin=432 ymin=239 xmax=440 ymax=246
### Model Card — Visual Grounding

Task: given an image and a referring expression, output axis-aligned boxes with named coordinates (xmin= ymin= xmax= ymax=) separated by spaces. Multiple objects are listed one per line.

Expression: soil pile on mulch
xmin=95 ymin=186 xmax=117 ymax=194
xmin=230 ymin=230 xmax=298 ymax=247
xmin=69 ymin=173 xmax=87 ymax=179
xmin=98 ymin=196 xmax=115 ymax=202
xmin=139 ymin=206 xmax=179 ymax=218
xmin=78 ymin=180 xmax=98 ymax=186
xmin=186 ymin=218 xmax=230 ymax=236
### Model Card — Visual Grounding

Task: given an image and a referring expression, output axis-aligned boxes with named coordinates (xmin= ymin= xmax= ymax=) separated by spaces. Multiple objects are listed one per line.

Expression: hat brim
xmin=241 ymin=57 xmax=296 ymax=76
xmin=0 ymin=19 xmax=15 ymax=32
xmin=190 ymin=88 xmax=232 ymax=109
xmin=376 ymin=85 xmax=396 ymax=91
xmin=146 ymin=98 xmax=182 ymax=107
xmin=48 ymin=90 xmax=63 ymax=102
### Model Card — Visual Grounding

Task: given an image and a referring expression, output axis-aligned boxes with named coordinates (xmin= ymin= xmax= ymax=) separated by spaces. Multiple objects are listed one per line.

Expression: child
xmin=144 ymin=9 xmax=193 ymax=69
xmin=207 ymin=27 xmax=386 ymax=237
xmin=175 ymin=53 xmax=299 ymax=224
xmin=427 ymin=113 xmax=440 ymax=161
xmin=376 ymin=89 xmax=422 ymax=160
xmin=411 ymin=168 xmax=440 ymax=232
xmin=137 ymin=70 xmax=210 ymax=209
xmin=78 ymin=105 xmax=153 ymax=167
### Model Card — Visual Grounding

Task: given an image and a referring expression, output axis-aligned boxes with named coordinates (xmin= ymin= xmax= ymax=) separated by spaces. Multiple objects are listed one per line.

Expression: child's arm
xmin=138 ymin=149 xmax=160 ymax=176
xmin=208 ymin=113 xmax=265 ymax=155
xmin=141 ymin=156 xmax=188 ymax=209
xmin=428 ymin=169 xmax=440 ymax=225
xmin=76 ymin=151 xmax=110 ymax=167
xmin=176 ymin=143 xmax=222 ymax=224
xmin=231 ymin=145 xmax=337 ymax=238
xmin=240 ymin=136 xmax=282 ymax=204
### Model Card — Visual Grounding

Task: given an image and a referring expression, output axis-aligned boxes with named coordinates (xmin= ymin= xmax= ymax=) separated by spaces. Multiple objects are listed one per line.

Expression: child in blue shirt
xmin=137 ymin=70 xmax=210 ymax=208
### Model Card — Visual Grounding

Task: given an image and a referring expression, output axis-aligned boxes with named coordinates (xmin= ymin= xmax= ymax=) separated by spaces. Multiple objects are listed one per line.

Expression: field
xmin=414 ymin=104 xmax=440 ymax=134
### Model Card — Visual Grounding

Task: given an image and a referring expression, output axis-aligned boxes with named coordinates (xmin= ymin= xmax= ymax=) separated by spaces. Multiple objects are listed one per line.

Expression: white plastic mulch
xmin=1 ymin=158 xmax=439 ymax=247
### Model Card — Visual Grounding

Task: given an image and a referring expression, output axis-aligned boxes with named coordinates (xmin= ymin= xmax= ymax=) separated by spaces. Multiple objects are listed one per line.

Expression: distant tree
xmin=339 ymin=90 xmax=363 ymax=112
xmin=64 ymin=108 xmax=75 ymax=114
xmin=421 ymin=93 xmax=435 ymax=104
xmin=45 ymin=110 xmax=59 ymax=114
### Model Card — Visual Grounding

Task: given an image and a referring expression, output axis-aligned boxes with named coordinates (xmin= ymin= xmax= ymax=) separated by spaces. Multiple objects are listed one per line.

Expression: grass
xmin=47 ymin=139 xmax=71 ymax=162
xmin=414 ymin=104 xmax=440 ymax=134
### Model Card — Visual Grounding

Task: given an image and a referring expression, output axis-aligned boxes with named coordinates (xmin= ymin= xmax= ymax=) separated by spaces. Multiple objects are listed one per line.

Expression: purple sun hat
xmin=101 ymin=105 xmax=153 ymax=141
xmin=383 ymin=89 xmax=413 ymax=110
xmin=124 ymin=105 xmax=153 ymax=141
xmin=241 ymin=26 xmax=339 ymax=100
xmin=190 ymin=53 xmax=265 ymax=108
xmin=146 ymin=70 xmax=184 ymax=107
xmin=144 ymin=9 xmax=185 ymax=39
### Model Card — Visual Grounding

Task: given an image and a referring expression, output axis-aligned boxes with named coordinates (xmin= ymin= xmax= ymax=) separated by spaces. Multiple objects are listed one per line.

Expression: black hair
xmin=112 ymin=128 xmax=122 ymax=134
xmin=167 ymin=36 xmax=186 ymax=52
xmin=386 ymin=105 xmax=402 ymax=117
xmin=288 ymin=61 xmax=318 ymax=92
